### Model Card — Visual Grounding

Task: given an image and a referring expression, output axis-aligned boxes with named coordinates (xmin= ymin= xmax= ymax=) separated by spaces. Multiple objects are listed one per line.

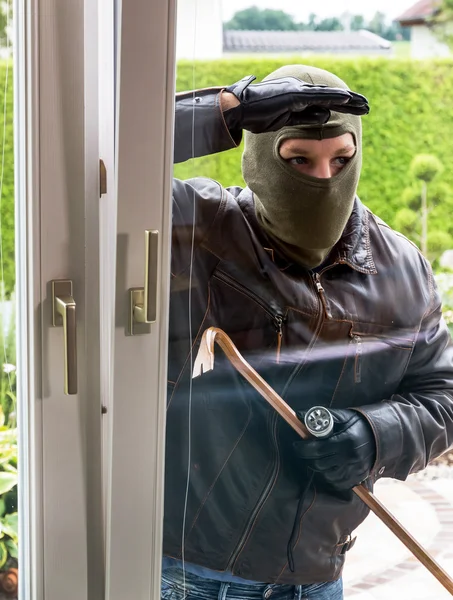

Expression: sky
xmin=221 ymin=0 xmax=414 ymax=23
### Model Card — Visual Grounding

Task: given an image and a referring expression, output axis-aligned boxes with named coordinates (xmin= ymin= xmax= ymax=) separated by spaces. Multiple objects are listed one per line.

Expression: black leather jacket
xmin=163 ymin=88 xmax=453 ymax=584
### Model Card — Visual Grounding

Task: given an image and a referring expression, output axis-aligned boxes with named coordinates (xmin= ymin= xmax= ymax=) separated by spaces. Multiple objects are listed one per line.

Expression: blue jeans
xmin=161 ymin=568 xmax=343 ymax=600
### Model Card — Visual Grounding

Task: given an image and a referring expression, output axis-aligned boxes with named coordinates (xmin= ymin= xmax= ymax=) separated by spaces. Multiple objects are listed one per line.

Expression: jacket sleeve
xmin=170 ymin=88 xmax=243 ymax=275
xmin=174 ymin=88 xmax=241 ymax=163
xmin=356 ymin=287 xmax=453 ymax=481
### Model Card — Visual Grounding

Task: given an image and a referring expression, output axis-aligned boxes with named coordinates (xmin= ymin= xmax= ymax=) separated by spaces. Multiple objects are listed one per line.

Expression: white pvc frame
xmin=105 ymin=0 xmax=176 ymax=598
xmin=15 ymin=1 xmax=106 ymax=598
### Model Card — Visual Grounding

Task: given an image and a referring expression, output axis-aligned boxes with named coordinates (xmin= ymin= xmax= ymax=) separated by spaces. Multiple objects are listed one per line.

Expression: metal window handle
xmin=129 ymin=230 xmax=159 ymax=335
xmin=52 ymin=280 xmax=78 ymax=395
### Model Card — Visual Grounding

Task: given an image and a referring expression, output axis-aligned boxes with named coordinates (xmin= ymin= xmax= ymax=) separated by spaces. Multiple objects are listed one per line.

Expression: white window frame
xmin=16 ymin=0 xmax=106 ymax=597
xmin=105 ymin=0 xmax=177 ymax=598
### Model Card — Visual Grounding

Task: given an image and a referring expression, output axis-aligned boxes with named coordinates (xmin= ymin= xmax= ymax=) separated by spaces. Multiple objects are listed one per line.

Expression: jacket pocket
xmin=332 ymin=325 xmax=417 ymax=408
xmin=356 ymin=328 xmax=414 ymax=400
xmin=286 ymin=482 xmax=370 ymax=582
xmin=211 ymin=269 xmax=287 ymax=364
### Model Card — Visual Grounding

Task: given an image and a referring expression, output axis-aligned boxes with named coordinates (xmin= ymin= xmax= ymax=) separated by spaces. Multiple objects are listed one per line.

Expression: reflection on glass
xmin=164 ymin=1 xmax=453 ymax=599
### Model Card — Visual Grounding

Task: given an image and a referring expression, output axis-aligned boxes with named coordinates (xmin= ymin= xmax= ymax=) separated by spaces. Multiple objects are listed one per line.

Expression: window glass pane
xmin=0 ymin=0 xmax=18 ymax=598
xmin=165 ymin=2 xmax=453 ymax=599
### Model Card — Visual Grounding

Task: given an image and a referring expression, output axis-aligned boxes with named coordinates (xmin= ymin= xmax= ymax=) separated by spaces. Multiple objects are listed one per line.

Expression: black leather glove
xmin=293 ymin=408 xmax=376 ymax=491
xmin=223 ymin=75 xmax=370 ymax=134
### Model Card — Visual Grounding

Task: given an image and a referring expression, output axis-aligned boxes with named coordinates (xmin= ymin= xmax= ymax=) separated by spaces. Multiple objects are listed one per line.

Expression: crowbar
xmin=192 ymin=326 xmax=453 ymax=595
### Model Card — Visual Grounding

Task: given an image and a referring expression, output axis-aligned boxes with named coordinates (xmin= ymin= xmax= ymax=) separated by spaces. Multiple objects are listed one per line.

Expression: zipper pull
xmin=312 ymin=273 xmax=332 ymax=319
xmin=353 ymin=335 xmax=362 ymax=383
xmin=275 ymin=316 xmax=283 ymax=364
xmin=314 ymin=273 xmax=324 ymax=293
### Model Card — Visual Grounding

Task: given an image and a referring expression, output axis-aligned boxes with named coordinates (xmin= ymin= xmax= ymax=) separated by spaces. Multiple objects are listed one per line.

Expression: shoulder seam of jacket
xmin=368 ymin=209 xmax=435 ymax=318
xmin=193 ymin=178 xmax=228 ymax=254
xmin=171 ymin=179 xmax=227 ymax=278
xmin=369 ymin=210 xmax=423 ymax=254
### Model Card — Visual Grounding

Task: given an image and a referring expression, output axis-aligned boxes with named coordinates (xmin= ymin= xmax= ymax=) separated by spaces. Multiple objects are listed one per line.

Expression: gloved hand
xmin=223 ymin=75 xmax=370 ymax=134
xmin=293 ymin=408 xmax=376 ymax=491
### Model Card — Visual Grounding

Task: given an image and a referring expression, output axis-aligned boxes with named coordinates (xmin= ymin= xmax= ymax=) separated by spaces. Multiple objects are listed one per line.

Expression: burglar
xmin=162 ymin=65 xmax=453 ymax=600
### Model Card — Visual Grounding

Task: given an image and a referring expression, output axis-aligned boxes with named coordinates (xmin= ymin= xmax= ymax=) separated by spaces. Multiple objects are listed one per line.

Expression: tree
xmin=350 ymin=15 xmax=366 ymax=30
xmin=358 ymin=10 xmax=410 ymax=41
xmin=224 ymin=6 xmax=299 ymax=31
xmin=224 ymin=8 xmax=350 ymax=32
xmin=412 ymin=154 xmax=443 ymax=256
xmin=307 ymin=13 xmax=317 ymax=30
xmin=395 ymin=154 xmax=446 ymax=259
xmin=315 ymin=17 xmax=343 ymax=32
xmin=385 ymin=21 xmax=411 ymax=41
xmin=431 ymin=0 xmax=453 ymax=48
xmin=223 ymin=7 xmax=403 ymax=34
xmin=223 ymin=7 xmax=411 ymax=38
xmin=0 ymin=1 xmax=12 ymax=47
xmin=367 ymin=11 xmax=387 ymax=37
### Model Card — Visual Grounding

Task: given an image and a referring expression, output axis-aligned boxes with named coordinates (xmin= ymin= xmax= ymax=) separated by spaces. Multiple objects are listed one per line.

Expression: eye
xmin=333 ymin=156 xmax=351 ymax=166
xmin=289 ymin=157 xmax=307 ymax=165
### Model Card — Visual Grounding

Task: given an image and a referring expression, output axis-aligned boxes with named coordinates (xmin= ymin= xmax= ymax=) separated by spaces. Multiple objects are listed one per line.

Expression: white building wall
xmin=176 ymin=0 xmax=223 ymax=60
xmin=411 ymin=25 xmax=450 ymax=58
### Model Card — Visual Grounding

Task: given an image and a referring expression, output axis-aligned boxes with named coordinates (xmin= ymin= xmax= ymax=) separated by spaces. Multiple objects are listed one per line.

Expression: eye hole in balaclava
xmin=242 ymin=65 xmax=363 ymax=269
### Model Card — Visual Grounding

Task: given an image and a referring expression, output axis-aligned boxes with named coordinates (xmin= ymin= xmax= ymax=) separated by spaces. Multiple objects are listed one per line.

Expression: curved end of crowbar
xmin=192 ymin=327 xmax=220 ymax=378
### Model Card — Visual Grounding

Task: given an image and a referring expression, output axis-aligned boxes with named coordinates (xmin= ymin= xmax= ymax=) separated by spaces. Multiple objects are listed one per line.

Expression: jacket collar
xmin=334 ymin=198 xmax=377 ymax=275
xmin=238 ymin=189 xmax=377 ymax=275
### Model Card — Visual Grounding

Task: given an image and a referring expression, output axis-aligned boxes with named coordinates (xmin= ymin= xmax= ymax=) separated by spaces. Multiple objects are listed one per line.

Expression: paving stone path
xmin=342 ymin=473 xmax=453 ymax=599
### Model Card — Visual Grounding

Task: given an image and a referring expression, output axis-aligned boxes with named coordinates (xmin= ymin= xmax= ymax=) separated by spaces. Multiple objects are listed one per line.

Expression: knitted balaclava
xmin=242 ymin=65 xmax=363 ymax=269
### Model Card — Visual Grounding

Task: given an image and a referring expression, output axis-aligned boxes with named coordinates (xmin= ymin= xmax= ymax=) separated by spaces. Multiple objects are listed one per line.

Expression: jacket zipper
xmin=316 ymin=267 xmax=363 ymax=383
xmin=214 ymin=272 xmax=286 ymax=569
xmin=214 ymin=273 xmax=286 ymax=571
xmin=275 ymin=316 xmax=283 ymax=364
xmin=214 ymin=271 xmax=281 ymax=320
xmin=228 ymin=411 xmax=280 ymax=572
xmin=223 ymin=260 xmax=366 ymax=570
xmin=313 ymin=273 xmax=332 ymax=319
xmin=227 ymin=272 xmax=327 ymax=572
xmin=214 ymin=271 xmax=285 ymax=362
xmin=352 ymin=335 xmax=362 ymax=383
xmin=269 ymin=272 xmax=326 ymax=412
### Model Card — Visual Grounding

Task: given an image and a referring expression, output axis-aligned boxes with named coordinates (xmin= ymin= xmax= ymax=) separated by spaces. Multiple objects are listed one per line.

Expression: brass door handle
xmin=52 ymin=280 xmax=78 ymax=395
xmin=129 ymin=230 xmax=159 ymax=335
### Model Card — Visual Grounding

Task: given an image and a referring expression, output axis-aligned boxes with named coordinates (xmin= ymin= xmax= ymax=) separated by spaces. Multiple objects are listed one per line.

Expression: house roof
xmin=395 ymin=0 xmax=440 ymax=25
xmin=223 ymin=30 xmax=392 ymax=53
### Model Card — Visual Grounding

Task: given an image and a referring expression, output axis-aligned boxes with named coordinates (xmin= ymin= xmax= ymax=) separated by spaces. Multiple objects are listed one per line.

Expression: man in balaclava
xmin=163 ymin=63 xmax=453 ymax=600
xmin=242 ymin=65 xmax=362 ymax=270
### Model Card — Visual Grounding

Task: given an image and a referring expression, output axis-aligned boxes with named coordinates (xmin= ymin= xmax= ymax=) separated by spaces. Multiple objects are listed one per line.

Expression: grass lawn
xmin=393 ymin=40 xmax=411 ymax=58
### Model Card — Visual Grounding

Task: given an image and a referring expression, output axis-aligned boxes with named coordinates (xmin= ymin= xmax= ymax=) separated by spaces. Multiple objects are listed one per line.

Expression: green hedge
xmin=1 ymin=58 xmax=453 ymax=295
xmin=175 ymin=57 xmax=453 ymax=262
